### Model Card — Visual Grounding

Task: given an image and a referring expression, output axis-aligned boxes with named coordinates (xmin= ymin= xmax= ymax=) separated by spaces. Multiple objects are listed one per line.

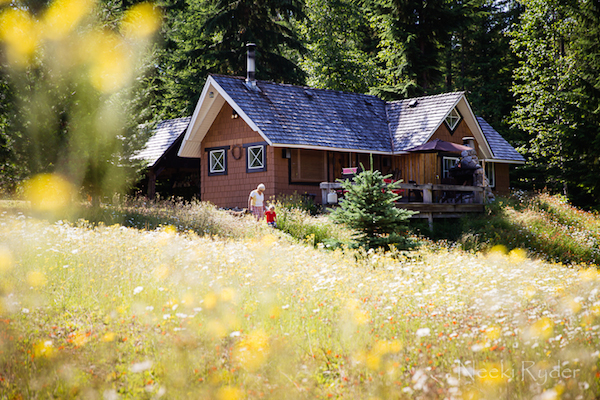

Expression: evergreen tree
xmin=451 ymin=0 xmax=521 ymax=132
xmin=509 ymin=0 xmax=579 ymax=196
xmin=568 ymin=0 xmax=600 ymax=206
xmin=363 ymin=0 xmax=466 ymax=98
xmin=296 ymin=0 xmax=379 ymax=93
xmin=202 ymin=0 xmax=307 ymax=84
xmin=330 ymin=165 xmax=416 ymax=250
xmin=0 ymin=0 xmax=158 ymax=200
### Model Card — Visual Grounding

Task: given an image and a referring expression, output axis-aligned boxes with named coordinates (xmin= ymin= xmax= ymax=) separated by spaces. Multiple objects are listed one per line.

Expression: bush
xmin=330 ymin=166 xmax=416 ymax=250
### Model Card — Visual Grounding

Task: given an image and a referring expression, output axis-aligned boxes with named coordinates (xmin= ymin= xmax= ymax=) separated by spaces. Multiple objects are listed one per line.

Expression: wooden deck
xmin=320 ymin=182 xmax=485 ymax=227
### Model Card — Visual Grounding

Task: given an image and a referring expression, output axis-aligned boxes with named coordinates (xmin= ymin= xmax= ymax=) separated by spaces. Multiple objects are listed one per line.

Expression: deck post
xmin=148 ymin=170 xmax=156 ymax=199
xmin=321 ymin=186 xmax=328 ymax=204
xmin=423 ymin=184 xmax=433 ymax=204
xmin=474 ymin=188 xmax=483 ymax=204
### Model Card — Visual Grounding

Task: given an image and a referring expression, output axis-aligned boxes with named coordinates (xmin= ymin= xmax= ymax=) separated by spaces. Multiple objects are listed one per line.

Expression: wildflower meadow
xmin=1 ymin=202 xmax=600 ymax=399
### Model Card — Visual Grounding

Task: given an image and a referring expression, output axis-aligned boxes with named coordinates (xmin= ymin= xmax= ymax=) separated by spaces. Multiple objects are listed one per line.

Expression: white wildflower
xmin=416 ymin=328 xmax=430 ymax=337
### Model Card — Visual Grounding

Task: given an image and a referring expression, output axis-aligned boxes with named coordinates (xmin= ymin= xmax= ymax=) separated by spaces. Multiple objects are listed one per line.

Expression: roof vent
xmin=364 ymin=98 xmax=374 ymax=106
xmin=304 ymin=89 xmax=314 ymax=98
xmin=408 ymin=99 xmax=418 ymax=108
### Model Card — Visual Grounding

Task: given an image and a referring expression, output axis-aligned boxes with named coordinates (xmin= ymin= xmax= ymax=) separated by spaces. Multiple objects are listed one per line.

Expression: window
xmin=290 ymin=149 xmax=327 ymax=183
xmin=206 ymin=146 xmax=229 ymax=176
xmin=485 ymin=162 xmax=496 ymax=187
xmin=244 ymin=142 xmax=267 ymax=173
xmin=445 ymin=107 xmax=461 ymax=132
xmin=442 ymin=157 xmax=459 ymax=179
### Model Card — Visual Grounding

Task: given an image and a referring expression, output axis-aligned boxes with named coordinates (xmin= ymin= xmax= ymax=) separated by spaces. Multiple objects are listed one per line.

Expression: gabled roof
xmin=387 ymin=92 xmax=464 ymax=151
xmin=213 ymin=75 xmax=392 ymax=152
xmin=178 ymin=74 xmax=523 ymax=164
xmin=477 ymin=117 xmax=526 ymax=164
xmin=135 ymin=117 xmax=191 ymax=167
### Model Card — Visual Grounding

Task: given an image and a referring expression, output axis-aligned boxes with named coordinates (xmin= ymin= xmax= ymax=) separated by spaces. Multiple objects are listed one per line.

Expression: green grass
xmin=1 ymin=196 xmax=600 ymax=399
xmin=414 ymin=193 xmax=600 ymax=265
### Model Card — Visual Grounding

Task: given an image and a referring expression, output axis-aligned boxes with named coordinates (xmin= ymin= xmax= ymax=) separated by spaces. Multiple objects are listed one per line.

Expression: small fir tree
xmin=330 ymin=165 xmax=417 ymax=250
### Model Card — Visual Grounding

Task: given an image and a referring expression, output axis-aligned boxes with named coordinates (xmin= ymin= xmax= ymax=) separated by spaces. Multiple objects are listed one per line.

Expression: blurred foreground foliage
xmin=0 ymin=0 xmax=161 ymax=200
xmin=1 ymin=203 xmax=600 ymax=399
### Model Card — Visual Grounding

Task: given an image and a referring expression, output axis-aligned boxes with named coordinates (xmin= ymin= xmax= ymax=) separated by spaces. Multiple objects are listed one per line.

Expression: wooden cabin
xmin=164 ymin=74 xmax=524 ymax=208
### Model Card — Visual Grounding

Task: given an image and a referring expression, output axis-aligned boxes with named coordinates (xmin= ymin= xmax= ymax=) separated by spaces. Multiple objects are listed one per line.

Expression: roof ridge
xmin=210 ymin=73 xmax=381 ymax=99
xmin=387 ymin=91 xmax=465 ymax=104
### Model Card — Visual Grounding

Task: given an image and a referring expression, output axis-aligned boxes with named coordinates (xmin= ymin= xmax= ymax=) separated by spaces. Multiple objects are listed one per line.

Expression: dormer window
xmin=445 ymin=107 xmax=461 ymax=132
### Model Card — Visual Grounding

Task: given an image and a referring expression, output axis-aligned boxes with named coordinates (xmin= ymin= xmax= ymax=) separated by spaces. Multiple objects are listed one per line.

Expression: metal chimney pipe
xmin=246 ymin=43 xmax=256 ymax=83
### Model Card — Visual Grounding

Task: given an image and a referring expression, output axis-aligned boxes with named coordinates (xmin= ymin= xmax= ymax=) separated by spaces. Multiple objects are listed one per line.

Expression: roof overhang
xmin=270 ymin=142 xmax=391 ymax=155
xmin=422 ymin=94 xmax=495 ymax=159
xmin=178 ymin=76 xmax=272 ymax=158
xmin=482 ymin=158 xmax=526 ymax=165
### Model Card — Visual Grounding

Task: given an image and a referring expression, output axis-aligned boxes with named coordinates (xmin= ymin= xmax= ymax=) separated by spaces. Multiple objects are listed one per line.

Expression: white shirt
xmin=249 ymin=190 xmax=264 ymax=207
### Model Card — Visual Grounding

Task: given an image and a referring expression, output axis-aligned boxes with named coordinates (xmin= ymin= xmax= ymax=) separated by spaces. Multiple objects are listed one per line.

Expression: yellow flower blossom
xmin=23 ymin=173 xmax=75 ymax=213
xmin=0 ymin=9 xmax=39 ymax=66
xmin=529 ymin=317 xmax=554 ymax=340
xmin=26 ymin=270 xmax=47 ymax=287
xmin=34 ymin=340 xmax=55 ymax=358
xmin=233 ymin=329 xmax=270 ymax=371
xmin=121 ymin=2 xmax=162 ymax=39
xmin=0 ymin=246 xmax=13 ymax=273
xmin=42 ymin=0 xmax=94 ymax=40
xmin=217 ymin=386 xmax=242 ymax=400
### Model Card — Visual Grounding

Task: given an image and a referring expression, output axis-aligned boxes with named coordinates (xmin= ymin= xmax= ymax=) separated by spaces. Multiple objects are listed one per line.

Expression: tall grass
xmin=1 ymin=212 xmax=599 ymax=399
xmin=77 ymin=196 xmax=265 ymax=239
xmin=418 ymin=193 xmax=600 ymax=265
xmin=272 ymin=193 xmax=352 ymax=248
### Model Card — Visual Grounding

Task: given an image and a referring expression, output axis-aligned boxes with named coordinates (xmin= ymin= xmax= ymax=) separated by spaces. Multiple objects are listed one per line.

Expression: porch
xmin=320 ymin=181 xmax=485 ymax=228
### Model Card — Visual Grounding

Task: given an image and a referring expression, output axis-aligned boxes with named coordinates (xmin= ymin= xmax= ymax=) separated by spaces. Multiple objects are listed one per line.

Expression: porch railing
xmin=320 ymin=182 xmax=484 ymax=206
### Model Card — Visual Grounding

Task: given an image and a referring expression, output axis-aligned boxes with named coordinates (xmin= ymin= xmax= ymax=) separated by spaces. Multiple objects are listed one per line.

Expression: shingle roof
xmin=212 ymin=75 xmax=392 ymax=152
xmin=386 ymin=92 xmax=464 ymax=151
xmin=477 ymin=117 xmax=525 ymax=163
xmin=134 ymin=117 xmax=191 ymax=166
xmin=179 ymin=74 xmax=523 ymax=163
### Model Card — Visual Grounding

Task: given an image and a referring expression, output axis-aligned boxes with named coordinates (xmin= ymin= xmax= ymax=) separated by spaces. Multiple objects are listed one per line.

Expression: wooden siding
xmin=392 ymin=153 xmax=439 ymax=185
xmin=201 ymin=103 xmax=273 ymax=208
xmin=493 ymin=163 xmax=510 ymax=195
xmin=430 ymin=119 xmax=478 ymax=152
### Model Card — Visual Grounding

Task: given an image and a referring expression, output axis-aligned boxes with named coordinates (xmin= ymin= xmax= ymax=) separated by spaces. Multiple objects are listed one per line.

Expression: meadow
xmin=1 ymin=195 xmax=600 ymax=399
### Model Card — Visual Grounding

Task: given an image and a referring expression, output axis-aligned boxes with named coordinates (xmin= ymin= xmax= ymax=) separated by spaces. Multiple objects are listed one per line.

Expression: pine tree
xmin=330 ymin=165 xmax=416 ymax=250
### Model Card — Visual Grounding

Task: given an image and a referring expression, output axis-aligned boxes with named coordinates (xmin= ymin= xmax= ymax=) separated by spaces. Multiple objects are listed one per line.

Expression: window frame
xmin=244 ymin=142 xmax=267 ymax=173
xmin=485 ymin=161 xmax=496 ymax=188
xmin=444 ymin=107 xmax=462 ymax=133
xmin=206 ymin=146 xmax=230 ymax=176
xmin=289 ymin=148 xmax=327 ymax=185
xmin=442 ymin=156 xmax=460 ymax=179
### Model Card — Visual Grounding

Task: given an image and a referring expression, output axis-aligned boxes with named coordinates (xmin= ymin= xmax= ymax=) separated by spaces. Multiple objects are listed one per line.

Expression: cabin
xmin=135 ymin=45 xmax=524 ymax=214
xmin=168 ymin=74 xmax=524 ymax=210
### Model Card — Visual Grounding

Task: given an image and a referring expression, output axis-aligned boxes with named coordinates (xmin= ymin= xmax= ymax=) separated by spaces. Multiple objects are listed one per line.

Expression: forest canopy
xmin=0 ymin=0 xmax=599 ymax=208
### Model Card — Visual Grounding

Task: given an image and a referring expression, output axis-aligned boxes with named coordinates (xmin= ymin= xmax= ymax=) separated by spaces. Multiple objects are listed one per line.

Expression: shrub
xmin=330 ymin=166 xmax=416 ymax=250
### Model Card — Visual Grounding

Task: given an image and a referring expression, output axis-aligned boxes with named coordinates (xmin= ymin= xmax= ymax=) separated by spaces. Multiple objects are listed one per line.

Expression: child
xmin=265 ymin=205 xmax=277 ymax=228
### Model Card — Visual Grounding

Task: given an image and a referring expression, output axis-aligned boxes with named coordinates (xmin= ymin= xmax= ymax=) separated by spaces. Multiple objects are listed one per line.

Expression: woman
xmin=248 ymin=183 xmax=266 ymax=220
